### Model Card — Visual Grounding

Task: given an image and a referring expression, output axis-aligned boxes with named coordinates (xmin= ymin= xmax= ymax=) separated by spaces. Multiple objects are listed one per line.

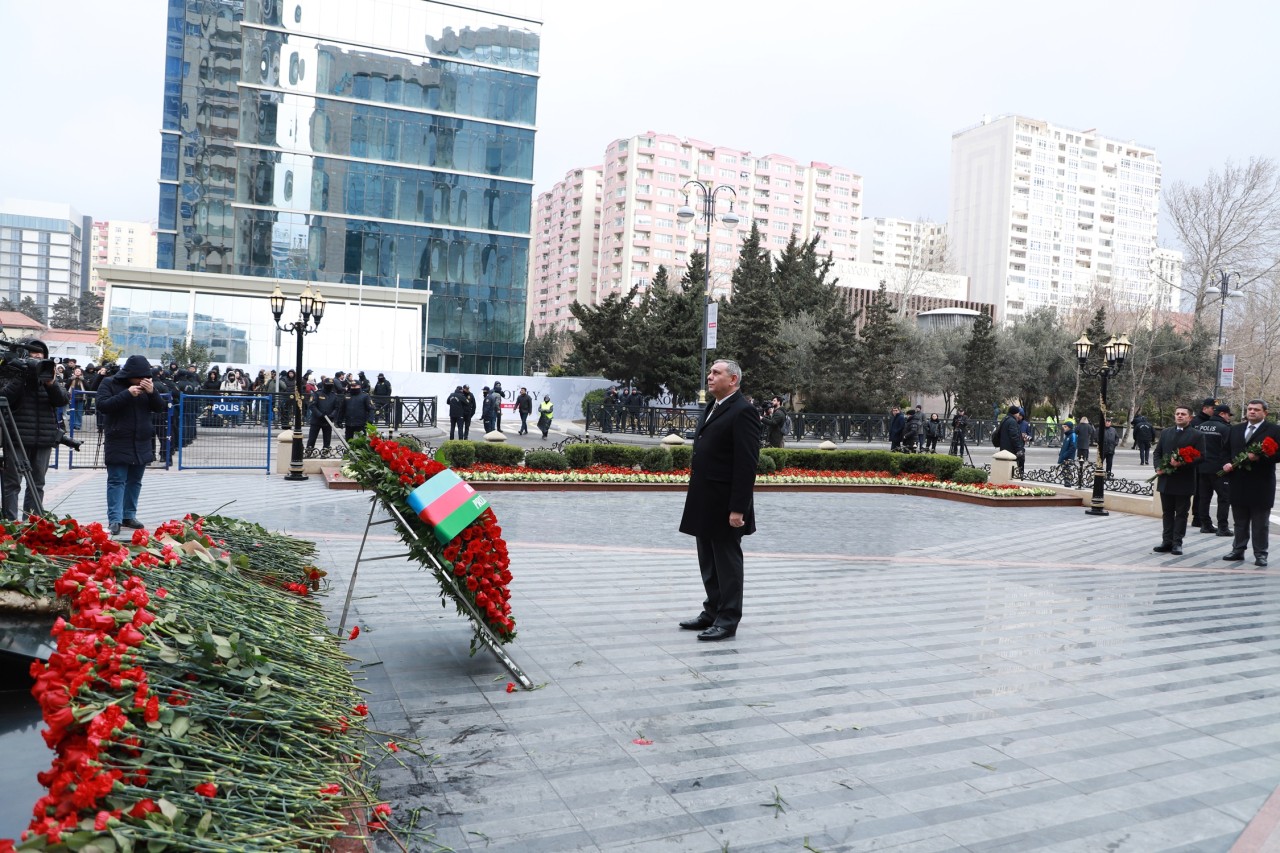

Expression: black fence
xmin=62 ymin=390 xmax=436 ymax=470
xmin=581 ymin=405 xmax=1104 ymax=449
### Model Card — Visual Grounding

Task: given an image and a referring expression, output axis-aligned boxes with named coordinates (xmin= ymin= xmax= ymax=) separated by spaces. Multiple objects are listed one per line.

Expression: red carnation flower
xmin=348 ymin=626 xmax=360 ymax=640
xmin=194 ymin=782 xmax=217 ymax=798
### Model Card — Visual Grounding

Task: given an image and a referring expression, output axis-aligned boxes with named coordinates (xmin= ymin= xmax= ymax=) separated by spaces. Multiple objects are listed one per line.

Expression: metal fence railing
xmin=63 ymin=390 xmax=174 ymax=471
xmin=177 ymin=395 xmax=273 ymax=471
xmin=583 ymin=405 xmax=1082 ymax=448
xmin=61 ymin=390 xmax=435 ymax=471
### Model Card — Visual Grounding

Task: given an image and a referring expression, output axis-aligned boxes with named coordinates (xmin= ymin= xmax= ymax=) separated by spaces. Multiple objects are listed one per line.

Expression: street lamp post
xmin=677 ymin=180 xmax=739 ymax=404
xmin=1072 ymin=332 xmax=1132 ymax=516
xmin=270 ymin=283 xmax=326 ymax=481
xmin=1211 ymin=270 xmax=1244 ymax=400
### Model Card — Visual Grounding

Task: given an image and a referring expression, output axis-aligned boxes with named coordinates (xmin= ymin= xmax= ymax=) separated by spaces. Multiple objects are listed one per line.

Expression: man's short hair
xmin=1247 ymin=398 xmax=1269 ymax=411
xmin=713 ymin=359 xmax=742 ymax=383
xmin=1175 ymin=404 xmax=1193 ymax=415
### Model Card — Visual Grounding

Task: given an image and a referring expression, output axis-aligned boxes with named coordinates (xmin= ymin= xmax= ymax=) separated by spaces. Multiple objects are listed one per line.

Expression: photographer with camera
xmin=0 ymin=339 xmax=69 ymax=520
xmin=97 ymin=355 xmax=167 ymax=535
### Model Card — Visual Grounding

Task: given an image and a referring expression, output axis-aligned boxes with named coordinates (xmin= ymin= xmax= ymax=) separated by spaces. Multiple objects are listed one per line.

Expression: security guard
xmin=1193 ymin=403 xmax=1233 ymax=535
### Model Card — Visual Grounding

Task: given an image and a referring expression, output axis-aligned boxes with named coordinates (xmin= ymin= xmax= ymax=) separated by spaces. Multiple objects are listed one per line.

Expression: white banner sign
xmin=705 ymin=302 xmax=718 ymax=349
xmin=1219 ymin=353 xmax=1235 ymax=389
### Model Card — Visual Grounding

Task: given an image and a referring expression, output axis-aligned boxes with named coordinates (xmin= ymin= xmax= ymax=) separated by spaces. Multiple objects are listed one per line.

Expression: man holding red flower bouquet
xmin=1153 ymin=405 xmax=1205 ymax=556
xmin=1220 ymin=399 xmax=1280 ymax=567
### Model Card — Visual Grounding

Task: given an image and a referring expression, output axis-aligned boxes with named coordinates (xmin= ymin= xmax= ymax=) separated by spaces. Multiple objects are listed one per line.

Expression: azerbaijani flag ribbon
xmin=406 ymin=469 xmax=490 ymax=544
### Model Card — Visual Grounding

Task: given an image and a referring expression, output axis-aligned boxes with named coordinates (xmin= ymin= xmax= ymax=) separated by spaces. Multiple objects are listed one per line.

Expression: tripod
xmin=0 ymin=397 xmax=45 ymax=517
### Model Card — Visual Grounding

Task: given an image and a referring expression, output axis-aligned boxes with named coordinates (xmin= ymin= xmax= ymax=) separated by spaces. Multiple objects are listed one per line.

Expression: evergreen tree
xmin=565 ymin=285 xmax=644 ymax=381
xmin=17 ymin=296 xmax=45 ymax=326
xmin=852 ymin=283 xmax=908 ymax=411
xmin=715 ymin=229 xmax=783 ymax=396
xmin=78 ymin=292 xmax=104 ymax=330
xmin=637 ymin=265 xmax=701 ymax=403
xmin=50 ymin=297 xmax=80 ymax=329
xmin=1000 ymin=306 xmax=1077 ymax=416
xmin=957 ymin=310 xmax=999 ymax=419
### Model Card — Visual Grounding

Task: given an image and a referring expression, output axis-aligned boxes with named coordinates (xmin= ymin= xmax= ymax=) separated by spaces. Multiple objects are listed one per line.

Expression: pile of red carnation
xmin=361 ymin=433 xmax=516 ymax=642
xmin=9 ymin=519 xmax=164 ymax=847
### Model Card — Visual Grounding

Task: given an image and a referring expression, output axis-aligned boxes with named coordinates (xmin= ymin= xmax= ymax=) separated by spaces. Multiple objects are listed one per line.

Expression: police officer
xmin=306 ymin=377 xmax=343 ymax=454
xmin=1193 ymin=403 xmax=1233 ymax=535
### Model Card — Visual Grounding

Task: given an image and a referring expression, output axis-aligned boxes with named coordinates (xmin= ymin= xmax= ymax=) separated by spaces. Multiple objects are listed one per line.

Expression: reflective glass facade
xmin=157 ymin=0 xmax=539 ymax=374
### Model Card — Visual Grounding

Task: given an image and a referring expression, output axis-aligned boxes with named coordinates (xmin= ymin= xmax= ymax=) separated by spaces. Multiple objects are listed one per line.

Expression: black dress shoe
xmin=109 ymin=523 xmax=121 ymax=535
xmin=1256 ymin=557 xmax=1269 ymax=568
xmin=1223 ymin=551 xmax=1246 ymax=561
xmin=121 ymin=518 xmax=145 ymax=530
xmin=1170 ymin=546 xmax=1183 ymax=555
xmin=679 ymin=616 xmax=714 ymax=631
xmin=1153 ymin=544 xmax=1174 ymax=553
xmin=1200 ymin=525 xmax=1217 ymax=534
xmin=697 ymin=626 xmax=736 ymax=641
xmin=1217 ymin=529 xmax=1234 ymax=537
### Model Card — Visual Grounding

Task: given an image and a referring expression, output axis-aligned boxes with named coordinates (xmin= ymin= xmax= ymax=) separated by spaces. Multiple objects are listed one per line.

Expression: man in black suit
xmin=678 ymin=359 xmax=760 ymax=641
xmin=1153 ymin=405 xmax=1204 ymax=556
xmin=1221 ymin=399 xmax=1280 ymax=567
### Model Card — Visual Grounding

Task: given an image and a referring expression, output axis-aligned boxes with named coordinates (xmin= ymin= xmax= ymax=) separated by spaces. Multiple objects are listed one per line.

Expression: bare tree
xmin=1164 ymin=157 xmax=1280 ymax=316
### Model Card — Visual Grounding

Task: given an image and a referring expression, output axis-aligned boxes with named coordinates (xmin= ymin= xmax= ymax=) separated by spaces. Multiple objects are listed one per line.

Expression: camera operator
xmin=0 ymin=339 xmax=68 ymax=520
xmin=763 ymin=396 xmax=787 ymax=448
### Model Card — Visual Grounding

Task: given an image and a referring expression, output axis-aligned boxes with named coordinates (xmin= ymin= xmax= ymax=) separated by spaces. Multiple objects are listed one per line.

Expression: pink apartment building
xmin=531 ymin=131 xmax=862 ymax=334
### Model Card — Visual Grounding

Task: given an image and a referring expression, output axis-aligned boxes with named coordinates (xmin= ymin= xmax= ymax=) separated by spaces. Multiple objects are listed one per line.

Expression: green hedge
xmin=524 ymin=450 xmax=569 ymax=471
xmin=669 ymin=444 xmax=692 ymax=470
xmin=439 ymin=440 xmax=476 ymax=468
xmin=755 ymin=448 xmax=966 ymax=479
xmin=757 ymin=453 xmax=777 ymax=474
xmin=474 ymin=442 xmax=525 ymax=466
xmin=591 ymin=444 xmax=646 ymax=467
xmin=581 ymin=388 xmax=606 ymax=419
xmin=641 ymin=446 xmax=673 ymax=472
xmin=563 ymin=443 xmax=594 ymax=468
xmin=951 ymin=466 xmax=989 ymax=484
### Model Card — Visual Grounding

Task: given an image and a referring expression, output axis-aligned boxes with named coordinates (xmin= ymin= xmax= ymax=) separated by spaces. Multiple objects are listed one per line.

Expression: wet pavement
xmin=20 ymin=459 xmax=1280 ymax=852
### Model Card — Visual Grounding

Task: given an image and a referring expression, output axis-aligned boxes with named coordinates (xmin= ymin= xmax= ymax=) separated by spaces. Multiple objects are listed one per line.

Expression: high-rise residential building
xmin=530 ymin=167 xmax=601 ymax=333
xmin=89 ymin=220 xmax=158 ymax=296
xmin=857 ymin=217 xmax=949 ymax=273
xmin=531 ymin=132 xmax=862 ymax=331
xmin=949 ymin=115 xmax=1168 ymax=320
xmin=0 ymin=199 xmax=91 ymax=315
xmin=150 ymin=0 xmax=540 ymax=374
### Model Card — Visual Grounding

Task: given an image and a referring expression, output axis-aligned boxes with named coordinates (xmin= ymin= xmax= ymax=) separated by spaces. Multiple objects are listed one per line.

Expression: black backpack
xmin=991 ymin=424 xmax=1001 ymax=447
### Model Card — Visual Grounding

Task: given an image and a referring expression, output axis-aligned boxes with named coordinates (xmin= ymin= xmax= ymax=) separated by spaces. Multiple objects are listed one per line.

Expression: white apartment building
xmin=0 ymin=199 xmax=90 ymax=313
xmin=531 ymin=132 xmax=863 ymax=332
xmin=531 ymin=168 xmax=602 ymax=333
xmin=949 ymin=115 xmax=1170 ymax=320
xmin=90 ymin=220 xmax=158 ymax=296
xmin=857 ymin=217 xmax=949 ymax=272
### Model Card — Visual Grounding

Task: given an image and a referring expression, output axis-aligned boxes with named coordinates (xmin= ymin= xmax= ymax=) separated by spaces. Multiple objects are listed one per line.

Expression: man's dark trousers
xmin=1196 ymin=474 xmax=1230 ymax=529
xmin=1161 ymin=492 xmax=1192 ymax=547
xmin=1231 ymin=503 xmax=1270 ymax=559
xmin=695 ymin=535 xmax=743 ymax=629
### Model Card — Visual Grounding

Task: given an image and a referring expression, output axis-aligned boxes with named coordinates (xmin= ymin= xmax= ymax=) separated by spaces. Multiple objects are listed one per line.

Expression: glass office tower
xmin=157 ymin=0 xmax=539 ymax=374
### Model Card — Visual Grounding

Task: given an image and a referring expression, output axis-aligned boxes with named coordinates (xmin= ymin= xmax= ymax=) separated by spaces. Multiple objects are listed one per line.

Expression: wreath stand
xmin=338 ymin=497 xmax=533 ymax=690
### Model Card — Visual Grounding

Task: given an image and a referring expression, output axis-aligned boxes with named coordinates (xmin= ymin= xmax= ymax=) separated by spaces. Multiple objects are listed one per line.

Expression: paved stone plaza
xmin=37 ymin=465 xmax=1280 ymax=852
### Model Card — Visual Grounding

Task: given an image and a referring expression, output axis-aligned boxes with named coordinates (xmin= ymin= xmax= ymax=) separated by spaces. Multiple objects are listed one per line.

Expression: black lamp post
xmin=270 ymin=283 xmax=325 ymax=481
xmin=1072 ymin=331 xmax=1132 ymax=516
xmin=1211 ymin=270 xmax=1244 ymax=399
xmin=676 ymin=180 xmax=739 ymax=404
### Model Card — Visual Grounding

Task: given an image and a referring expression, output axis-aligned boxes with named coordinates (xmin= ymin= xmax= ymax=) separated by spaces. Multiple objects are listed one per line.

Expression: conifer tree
xmin=957 ymin=310 xmax=999 ymax=420
xmin=716 ymin=227 xmax=783 ymax=395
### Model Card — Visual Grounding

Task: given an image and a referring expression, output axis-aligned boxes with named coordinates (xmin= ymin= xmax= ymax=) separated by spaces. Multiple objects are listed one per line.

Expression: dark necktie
xmin=1246 ymin=424 xmax=1257 ymax=443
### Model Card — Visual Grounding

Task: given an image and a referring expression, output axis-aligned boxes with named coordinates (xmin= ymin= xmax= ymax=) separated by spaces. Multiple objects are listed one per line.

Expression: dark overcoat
xmin=1154 ymin=426 xmax=1204 ymax=496
xmin=679 ymin=393 xmax=760 ymax=539
xmin=96 ymin=356 xmax=167 ymax=466
xmin=1226 ymin=420 xmax=1280 ymax=508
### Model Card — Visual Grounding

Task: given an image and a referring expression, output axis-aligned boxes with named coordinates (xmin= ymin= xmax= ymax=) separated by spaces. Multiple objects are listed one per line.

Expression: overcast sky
xmin=3 ymin=0 xmax=1277 ymax=244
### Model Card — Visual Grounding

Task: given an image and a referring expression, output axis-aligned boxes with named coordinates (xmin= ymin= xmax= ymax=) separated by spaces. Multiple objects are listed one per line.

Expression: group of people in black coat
xmin=1153 ymin=398 xmax=1279 ymax=566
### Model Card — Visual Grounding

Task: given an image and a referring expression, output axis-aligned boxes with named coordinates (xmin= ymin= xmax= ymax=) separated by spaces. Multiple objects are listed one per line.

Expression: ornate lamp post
xmin=270 ymin=283 xmax=326 ymax=481
xmin=1211 ymin=269 xmax=1245 ymax=399
xmin=677 ymin=180 xmax=739 ymax=404
xmin=1072 ymin=331 xmax=1132 ymax=516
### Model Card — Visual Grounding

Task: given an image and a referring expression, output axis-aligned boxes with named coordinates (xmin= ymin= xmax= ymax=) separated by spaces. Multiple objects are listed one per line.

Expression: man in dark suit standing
xmin=1153 ymin=405 xmax=1205 ymax=556
xmin=678 ymin=360 xmax=760 ymax=641
xmin=1221 ymin=399 xmax=1280 ymax=567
